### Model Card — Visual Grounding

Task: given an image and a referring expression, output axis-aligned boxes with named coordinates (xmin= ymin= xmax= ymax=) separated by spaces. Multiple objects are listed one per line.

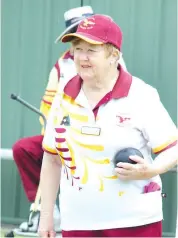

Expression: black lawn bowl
xmin=113 ymin=147 xmax=144 ymax=167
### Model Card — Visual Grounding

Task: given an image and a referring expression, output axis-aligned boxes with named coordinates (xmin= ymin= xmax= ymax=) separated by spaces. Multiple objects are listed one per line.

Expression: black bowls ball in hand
xmin=113 ymin=147 xmax=144 ymax=167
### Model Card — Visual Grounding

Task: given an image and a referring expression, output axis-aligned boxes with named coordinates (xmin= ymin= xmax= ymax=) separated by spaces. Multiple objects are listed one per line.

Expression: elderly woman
xmin=39 ymin=15 xmax=177 ymax=237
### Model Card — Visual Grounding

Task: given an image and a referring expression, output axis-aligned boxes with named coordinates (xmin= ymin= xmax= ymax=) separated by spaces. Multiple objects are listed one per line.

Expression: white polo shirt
xmin=43 ymin=65 xmax=177 ymax=230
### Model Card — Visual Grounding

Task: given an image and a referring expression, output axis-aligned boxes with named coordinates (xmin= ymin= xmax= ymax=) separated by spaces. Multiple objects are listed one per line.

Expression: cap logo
xmin=79 ymin=18 xmax=95 ymax=29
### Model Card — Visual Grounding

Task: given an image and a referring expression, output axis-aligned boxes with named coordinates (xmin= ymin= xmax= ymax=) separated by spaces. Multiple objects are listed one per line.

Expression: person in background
xmin=12 ymin=6 xmax=128 ymax=236
xmin=12 ymin=6 xmax=95 ymax=236
xmin=39 ymin=14 xmax=177 ymax=237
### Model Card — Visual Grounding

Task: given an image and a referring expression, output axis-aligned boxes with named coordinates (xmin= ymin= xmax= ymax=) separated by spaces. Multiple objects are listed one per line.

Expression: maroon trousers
xmin=62 ymin=221 xmax=162 ymax=237
xmin=12 ymin=135 xmax=43 ymax=202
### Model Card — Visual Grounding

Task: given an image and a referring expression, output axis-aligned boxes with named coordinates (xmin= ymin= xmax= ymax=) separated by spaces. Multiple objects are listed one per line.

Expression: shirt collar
xmin=111 ymin=65 xmax=132 ymax=99
xmin=64 ymin=65 xmax=132 ymax=100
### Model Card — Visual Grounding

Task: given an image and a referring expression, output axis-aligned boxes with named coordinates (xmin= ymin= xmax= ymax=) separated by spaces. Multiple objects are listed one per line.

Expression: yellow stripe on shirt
xmin=70 ymin=136 xmax=104 ymax=151
xmin=63 ymin=94 xmax=82 ymax=107
xmin=81 ymin=158 xmax=88 ymax=184
xmin=103 ymin=175 xmax=118 ymax=179
xmin=98 ymin=176 xmax=104 ymax=192
xmin=86 ymin=156 xmax=110 ymax=164
xmin=45 ymin=90 xmax=56 ymax=96
xmin=152 ymin=136 xmax=178 ymax=154
xmin=70 ymin=112 xmax=88 ymax=122
xmin=70 ymin=127 xmax=81 ymax=135
xmin=61 ymin=104 xmax=88 ymax=122
xmin=43 ymin=95 xmax=55 ymax=103
xmin=43 ymin=144 xmax=58 ymax=155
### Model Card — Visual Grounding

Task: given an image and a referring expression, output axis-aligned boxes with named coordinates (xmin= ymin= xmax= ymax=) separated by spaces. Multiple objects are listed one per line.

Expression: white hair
xmin=118 ymin=53 xmax=127 ymax=71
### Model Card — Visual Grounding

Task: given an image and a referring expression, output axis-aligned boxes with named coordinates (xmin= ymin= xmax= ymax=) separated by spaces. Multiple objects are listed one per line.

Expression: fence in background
xmin=2 ymin=0 xmax=177 ymax=236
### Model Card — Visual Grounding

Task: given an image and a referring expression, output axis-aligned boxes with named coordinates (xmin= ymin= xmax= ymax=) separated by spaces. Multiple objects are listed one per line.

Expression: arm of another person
xmin=39 ymin=60 xmax=60 ymax=134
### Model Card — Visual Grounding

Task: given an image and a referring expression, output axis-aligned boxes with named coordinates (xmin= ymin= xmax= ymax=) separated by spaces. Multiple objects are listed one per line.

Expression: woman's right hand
xmin=38 ymin=215 xmax=56 ymax=237
xmin=38 ymin=152 xmax=62 ymax=237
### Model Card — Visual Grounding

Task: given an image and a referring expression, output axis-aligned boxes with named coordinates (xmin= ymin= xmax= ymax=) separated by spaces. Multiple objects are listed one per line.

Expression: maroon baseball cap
xmin=61 ymin=14 xmax=123 ymax=50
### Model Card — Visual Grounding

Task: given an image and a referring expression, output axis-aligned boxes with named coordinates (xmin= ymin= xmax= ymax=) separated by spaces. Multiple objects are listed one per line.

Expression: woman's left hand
xmin=115 ymin=156 xmax=157 ymax=180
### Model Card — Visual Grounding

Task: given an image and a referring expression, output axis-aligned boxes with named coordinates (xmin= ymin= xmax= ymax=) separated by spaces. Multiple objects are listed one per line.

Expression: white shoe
xmin=17 ymin=203 xmax=61 ymax=234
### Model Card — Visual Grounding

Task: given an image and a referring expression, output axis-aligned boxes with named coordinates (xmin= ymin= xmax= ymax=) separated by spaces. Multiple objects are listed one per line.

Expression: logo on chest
xmin=116 ymin=113 xmax=131 ymax=127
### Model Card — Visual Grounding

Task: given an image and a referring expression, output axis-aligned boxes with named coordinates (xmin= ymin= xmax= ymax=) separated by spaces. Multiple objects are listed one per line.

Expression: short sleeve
xmin=142 ymin=88 xmax=177 ymax=154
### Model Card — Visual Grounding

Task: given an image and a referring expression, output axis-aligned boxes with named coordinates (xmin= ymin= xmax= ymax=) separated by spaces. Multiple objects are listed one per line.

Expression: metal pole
xmin=11 ymin=94 xmax=47 ymax=128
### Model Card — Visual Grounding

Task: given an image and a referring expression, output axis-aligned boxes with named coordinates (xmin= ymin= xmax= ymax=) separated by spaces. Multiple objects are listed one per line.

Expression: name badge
xmin=81 ymin=126 xmax=101 ymax=136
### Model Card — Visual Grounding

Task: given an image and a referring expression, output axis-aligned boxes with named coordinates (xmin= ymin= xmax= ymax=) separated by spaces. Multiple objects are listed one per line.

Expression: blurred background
xmin=1 ymin=0 xmax=177 ymax=237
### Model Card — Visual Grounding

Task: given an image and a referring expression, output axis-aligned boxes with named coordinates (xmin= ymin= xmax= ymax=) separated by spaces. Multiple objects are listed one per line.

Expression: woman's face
xmin=72 ymin=40 xmax=112 ymax=81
